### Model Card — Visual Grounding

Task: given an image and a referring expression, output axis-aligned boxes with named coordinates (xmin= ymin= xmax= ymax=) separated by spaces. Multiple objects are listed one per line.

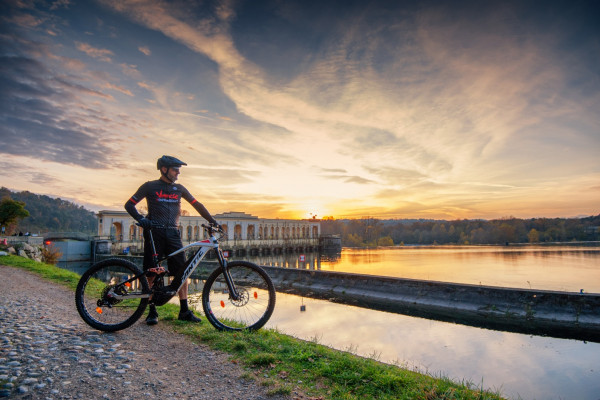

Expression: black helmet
xmin=157 ymin=155 xmax=187 ymax=170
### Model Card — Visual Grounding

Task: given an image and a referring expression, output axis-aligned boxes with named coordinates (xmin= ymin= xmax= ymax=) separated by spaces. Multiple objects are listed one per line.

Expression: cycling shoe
xmin=178 ymin=310 xmax=202 ymax=323
xmin=146 ymin=308 xmax=159 ymax=325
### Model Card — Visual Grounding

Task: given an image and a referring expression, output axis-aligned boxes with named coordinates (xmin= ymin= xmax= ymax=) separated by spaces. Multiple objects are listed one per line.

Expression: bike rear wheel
xmin=75 ymin=258 xmax=149 ymax=332
xmin=202 ymin=261 xmax=276 ymax=331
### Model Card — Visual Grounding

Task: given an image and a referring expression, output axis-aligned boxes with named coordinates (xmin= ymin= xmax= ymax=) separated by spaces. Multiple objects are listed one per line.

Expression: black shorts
xmin=143 ymin=228 xmax=185 ymax=277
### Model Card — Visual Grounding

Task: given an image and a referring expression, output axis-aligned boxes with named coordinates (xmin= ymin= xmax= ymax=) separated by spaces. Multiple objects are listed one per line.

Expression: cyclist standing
xmin=125 ymin=155 xmax=219 ymax=325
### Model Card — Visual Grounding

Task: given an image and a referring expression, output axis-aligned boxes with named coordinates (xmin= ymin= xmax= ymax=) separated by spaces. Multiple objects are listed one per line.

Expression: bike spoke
xmin=202 ymin=262 xmax=275 ymax=331
xmin=76 ymin=258 xmax=149 ymax=332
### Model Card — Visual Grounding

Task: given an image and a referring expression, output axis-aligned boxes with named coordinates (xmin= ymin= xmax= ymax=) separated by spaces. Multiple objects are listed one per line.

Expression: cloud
xmin=0 ymin=160 xmax=60 ymax=186
xmin=138 ymin=46 xmax=151 ymax=55
xmin=318 ymin=167 xmax=347 ymax=174
xmin=120 ymin=63 xmax=142 ymax=79
xmin=365 ymin=166 xmax=428 ymax=186
xmin=50 ymin=0 xmax=72 ymax=11
xmin=320 ymin=171 xmax=376 ymax=185
xmin=9 ymin=12 xmax=45 ymax=28
xmin=0 ymin=34 xmax=118 ymax=168
xmin=188 ymin=166 xmax=261 ymax=185
xmin=75 ymin=41 xmax=114 ymax=62
xmin=102 ymin=82 xmax=134 ymax=96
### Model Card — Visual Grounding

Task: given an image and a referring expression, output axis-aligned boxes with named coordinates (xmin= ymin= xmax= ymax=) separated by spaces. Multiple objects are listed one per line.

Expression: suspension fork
xmin=216 ymin=248 xmax=240 ymax=300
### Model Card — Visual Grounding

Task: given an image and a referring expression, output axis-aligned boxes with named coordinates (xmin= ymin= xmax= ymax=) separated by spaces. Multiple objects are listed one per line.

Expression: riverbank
xmin=0 ymin=255 xmax=504 ymax=399
xmin=264 ymin=266 xmax=600 ymax=342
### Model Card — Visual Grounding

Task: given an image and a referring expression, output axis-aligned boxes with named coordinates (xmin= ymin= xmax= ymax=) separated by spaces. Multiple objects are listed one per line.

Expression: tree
xmin=377 ymin=236 xmax=394 ymax=246
xmin=0 ymin=197 xmax=30 ymax=234
xmin=344 ymin=233 xmax=365 ymax=247
xmin=528 ymin=228 xmax=540 ymax=243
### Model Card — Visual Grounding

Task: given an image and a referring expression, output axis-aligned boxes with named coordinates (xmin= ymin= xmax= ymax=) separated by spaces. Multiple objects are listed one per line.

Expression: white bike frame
xmin=111 ymin=225 xmax=240 ymax=300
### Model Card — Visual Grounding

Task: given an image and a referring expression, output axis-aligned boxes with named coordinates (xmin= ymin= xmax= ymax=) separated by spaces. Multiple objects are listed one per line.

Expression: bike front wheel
xmin=75 ymin=258 xmax=149 ymax=332
xmin=202 ymin=261 xmax=276 ymax=331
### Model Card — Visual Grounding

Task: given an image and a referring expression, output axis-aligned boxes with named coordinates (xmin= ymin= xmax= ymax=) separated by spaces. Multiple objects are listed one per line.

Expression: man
xmin=125 ymin=155 xmax=219 ymax=325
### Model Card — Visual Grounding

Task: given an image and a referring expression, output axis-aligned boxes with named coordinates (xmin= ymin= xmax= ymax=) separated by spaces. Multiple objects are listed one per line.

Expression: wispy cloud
xmin=75 ymin=42 xmax=114 ymax=62
xmin=0 ymin=31 xmax=118 ymax=168
xmin=138 ymin=45 xmax=151 ymax=55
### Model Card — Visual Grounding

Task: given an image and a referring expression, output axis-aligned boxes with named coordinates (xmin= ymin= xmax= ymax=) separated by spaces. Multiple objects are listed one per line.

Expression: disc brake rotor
xmin=230 ymin=288 xmax=250 ymax=307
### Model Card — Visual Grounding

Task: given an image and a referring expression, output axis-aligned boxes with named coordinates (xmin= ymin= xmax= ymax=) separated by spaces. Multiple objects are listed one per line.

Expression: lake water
xmin=245 ymin=244 xmax=600 ymax=293
xmin=218 ymin=244 xmax=600 ymax=399
xmin=254 ymin=291 xmax=600 ymax=400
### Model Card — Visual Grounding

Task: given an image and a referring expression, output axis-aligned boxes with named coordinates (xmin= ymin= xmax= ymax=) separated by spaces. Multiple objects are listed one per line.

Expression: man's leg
xmin=177 ymin=279 xmax=202 ymax=323
xmin=166 ymin=230 xmax=201 ymax=323
xmin=143 ymin=229 xmax=162 ymax=326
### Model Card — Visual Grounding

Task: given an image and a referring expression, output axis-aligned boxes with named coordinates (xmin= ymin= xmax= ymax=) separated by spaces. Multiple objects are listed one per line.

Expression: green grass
xmin=1 ymin=255 xmax=506 ymax=400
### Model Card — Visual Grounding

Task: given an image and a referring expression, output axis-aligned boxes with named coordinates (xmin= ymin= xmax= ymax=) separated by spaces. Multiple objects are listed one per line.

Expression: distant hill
xmin=1 ymin=187 xmax=97 ymax=235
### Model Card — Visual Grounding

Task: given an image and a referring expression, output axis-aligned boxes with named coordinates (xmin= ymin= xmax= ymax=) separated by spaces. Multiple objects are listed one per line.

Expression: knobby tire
xmin=75 ymin=258 xmax=149 ymax=332
xmin=202 ymin=261 xmax=276 ymax=331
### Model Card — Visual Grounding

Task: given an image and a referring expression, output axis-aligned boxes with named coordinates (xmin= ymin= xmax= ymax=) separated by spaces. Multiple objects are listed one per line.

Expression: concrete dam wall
xmin=94 ymin=255 xmax=599 ymax=341
xmin=261 ymin=266 xmax=600 ymax=342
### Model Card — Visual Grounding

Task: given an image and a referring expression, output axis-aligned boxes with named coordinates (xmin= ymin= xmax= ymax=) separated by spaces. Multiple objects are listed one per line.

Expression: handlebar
xmin=201 ymin=223 xmax=224 ymax=236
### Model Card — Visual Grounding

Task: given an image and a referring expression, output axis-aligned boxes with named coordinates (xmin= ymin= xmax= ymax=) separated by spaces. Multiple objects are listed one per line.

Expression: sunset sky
xmin=1 ymin=0 xmax=599 ymax=220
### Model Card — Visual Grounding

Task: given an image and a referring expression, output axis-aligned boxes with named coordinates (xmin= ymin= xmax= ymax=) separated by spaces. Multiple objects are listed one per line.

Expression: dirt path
xmin=0 ymin=265 xmax=290 ymax=400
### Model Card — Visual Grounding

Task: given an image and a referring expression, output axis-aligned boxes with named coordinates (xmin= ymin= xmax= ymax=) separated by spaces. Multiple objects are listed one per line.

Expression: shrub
xmin=41 ymin=244 xmax=62 ymax=265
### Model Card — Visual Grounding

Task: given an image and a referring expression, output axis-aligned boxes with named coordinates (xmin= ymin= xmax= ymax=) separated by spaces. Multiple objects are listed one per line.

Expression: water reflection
xmin=230 ymin=245 xmax=600 ymax=292
xmin=233 ymin=251 xmax=325 ymax=270
xmin=341 ymin=246 xmax=597 ymax=292
xmin=262 ymin=291 xmax=600 ymax=400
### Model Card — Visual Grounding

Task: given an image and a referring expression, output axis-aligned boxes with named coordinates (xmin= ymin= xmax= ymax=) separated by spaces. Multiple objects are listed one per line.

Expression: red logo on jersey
xmin=155 ymin=190 xmax=179 ymax=200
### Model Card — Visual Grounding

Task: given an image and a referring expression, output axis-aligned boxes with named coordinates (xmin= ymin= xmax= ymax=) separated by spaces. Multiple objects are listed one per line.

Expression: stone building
xmin=96 ymin=210 xmax=321 ymax=256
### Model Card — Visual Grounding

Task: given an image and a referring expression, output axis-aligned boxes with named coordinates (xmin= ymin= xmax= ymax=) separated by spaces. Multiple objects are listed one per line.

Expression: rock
xmin=22 ymin=243 xmax=35 ymax=252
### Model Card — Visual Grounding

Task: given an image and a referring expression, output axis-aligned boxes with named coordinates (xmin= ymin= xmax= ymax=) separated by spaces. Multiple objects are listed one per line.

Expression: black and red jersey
xmin=124 ymin=179 xmax=216 ymax=228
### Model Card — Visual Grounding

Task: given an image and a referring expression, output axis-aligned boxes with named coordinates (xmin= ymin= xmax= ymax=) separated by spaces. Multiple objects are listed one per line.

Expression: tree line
xmin=320 ymin=215 xmax=600 ymax=247
xmin=2 ymin=186 xmax=599 ymax=246
xmin=0 ymin=187 xmax=97 ymax=235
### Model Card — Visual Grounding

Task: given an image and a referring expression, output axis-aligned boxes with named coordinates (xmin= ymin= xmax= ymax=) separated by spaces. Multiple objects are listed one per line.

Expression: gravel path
xmin=0 ymin=265 xmax=291 ymax=400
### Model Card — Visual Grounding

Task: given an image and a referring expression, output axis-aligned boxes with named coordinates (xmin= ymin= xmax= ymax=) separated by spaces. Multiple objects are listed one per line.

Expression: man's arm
xmin=191 ymin=200 xmax=218 ymax=225
xmin=124 ymin=198 xmax=144 ymax=221
xmin=124 ymin=183 xmax=147 ymax=222
xmin=181 ymin=188 xmax=217 ymax=225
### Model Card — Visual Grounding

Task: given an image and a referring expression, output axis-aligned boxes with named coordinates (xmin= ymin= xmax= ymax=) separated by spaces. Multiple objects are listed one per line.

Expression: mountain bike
xmin=75 ymin=223 xmax=276 ymax=332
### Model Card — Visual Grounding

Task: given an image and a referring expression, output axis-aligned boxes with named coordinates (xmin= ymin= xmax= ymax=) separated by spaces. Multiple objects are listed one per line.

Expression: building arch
xmin=221 ymin=224 xmax=228 ymax=238
xmin=112 ymin=222 xmax=123 ymax=241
